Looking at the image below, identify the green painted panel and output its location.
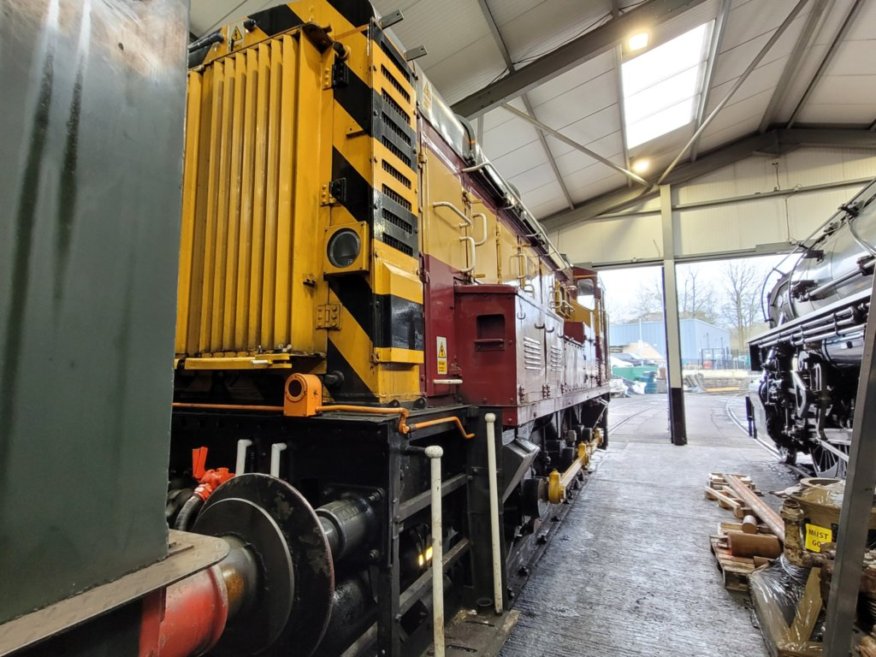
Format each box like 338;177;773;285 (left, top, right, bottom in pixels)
0;0;189;622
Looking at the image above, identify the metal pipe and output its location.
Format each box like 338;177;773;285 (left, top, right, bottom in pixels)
172;402;283;412
657;0;811;185
270;443;287;478
406;415;475;440
235;439;252;476
484;413;503;614
425;445;446;657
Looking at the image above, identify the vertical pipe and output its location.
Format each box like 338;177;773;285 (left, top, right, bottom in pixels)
236;439;252;475
270;443;287;478
484;413;504;613
425;445;445;657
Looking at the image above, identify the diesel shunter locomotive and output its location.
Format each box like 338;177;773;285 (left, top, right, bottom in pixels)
166;2;611;656
750;179;876;478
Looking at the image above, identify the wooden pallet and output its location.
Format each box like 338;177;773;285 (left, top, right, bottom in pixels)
710;522;775;592
704;473;760;519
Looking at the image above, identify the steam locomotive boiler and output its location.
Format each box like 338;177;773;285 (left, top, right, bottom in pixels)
750;180;876;478
166;2;611;656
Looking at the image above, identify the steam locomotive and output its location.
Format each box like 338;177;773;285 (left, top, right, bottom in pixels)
750;180;876;477
164;3;611;656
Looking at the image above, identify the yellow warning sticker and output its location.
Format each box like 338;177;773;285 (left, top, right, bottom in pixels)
805;523;832;552
436;336;447;375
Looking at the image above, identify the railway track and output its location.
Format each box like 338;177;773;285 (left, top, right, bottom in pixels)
723;393;813;479
608;403;658;432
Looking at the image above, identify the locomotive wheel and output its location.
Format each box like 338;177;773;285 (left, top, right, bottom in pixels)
810;442;848;478
196;474;335;657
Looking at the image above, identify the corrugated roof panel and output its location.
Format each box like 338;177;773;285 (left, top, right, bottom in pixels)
546;105;623;154
481;115;542;160
695;112;761;153
565;170;628;204
419;37;509;105
522;181;573;214
509;162;561;195
798;100;876;125
703;56;788;117
528;70;617;129
843;0;876;40
491;141;552;180
479;98;525;134
799;75;876;124
530;196;575;220
552;131;624;177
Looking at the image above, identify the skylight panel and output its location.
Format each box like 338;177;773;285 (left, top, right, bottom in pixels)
621;22;712;148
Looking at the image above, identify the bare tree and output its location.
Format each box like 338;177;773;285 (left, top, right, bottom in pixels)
629;271;664;321
720;261;762;349
679;265;717;323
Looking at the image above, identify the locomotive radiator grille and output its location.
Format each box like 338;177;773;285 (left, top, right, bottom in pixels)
178;35;323;357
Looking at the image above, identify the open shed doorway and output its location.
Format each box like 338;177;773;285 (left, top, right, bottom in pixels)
596;265;669;436
674;254;786;441
597;255;786;442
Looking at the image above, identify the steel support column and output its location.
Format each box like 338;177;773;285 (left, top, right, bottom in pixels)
660;185;687;445
822;272;876;656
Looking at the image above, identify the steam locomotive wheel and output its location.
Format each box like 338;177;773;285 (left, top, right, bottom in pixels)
810;441;848;478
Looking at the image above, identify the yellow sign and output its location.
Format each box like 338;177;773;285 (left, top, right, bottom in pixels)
805;523;833;552
436;336;447;375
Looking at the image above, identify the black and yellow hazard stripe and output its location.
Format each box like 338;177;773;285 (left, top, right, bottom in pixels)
192;1;377;68
324;20;424;403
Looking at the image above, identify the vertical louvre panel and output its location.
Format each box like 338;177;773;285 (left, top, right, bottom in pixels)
210;57;234;351
274;35;296;344
176;72;202;354
197;64;223;352
234;49;257;348
248;44;270;349
222;53;245;350
261;40;282;350
180;37;305;356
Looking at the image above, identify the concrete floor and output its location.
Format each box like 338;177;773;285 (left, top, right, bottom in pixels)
500;394;799;657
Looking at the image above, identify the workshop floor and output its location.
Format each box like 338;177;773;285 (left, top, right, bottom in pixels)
499;393;799;657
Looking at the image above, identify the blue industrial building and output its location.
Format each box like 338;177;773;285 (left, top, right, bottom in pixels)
610;318;732;366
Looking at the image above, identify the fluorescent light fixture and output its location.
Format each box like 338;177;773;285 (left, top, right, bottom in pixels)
627;31;649;51
631;158;651;174
621;22;713;148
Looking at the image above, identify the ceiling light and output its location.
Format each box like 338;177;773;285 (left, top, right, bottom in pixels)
627;31;649;52
632;158;651;174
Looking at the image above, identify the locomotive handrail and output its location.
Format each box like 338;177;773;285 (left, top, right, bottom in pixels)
432;201;471;229
432;201;479;273
459;236;476;273
471;212;489;246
